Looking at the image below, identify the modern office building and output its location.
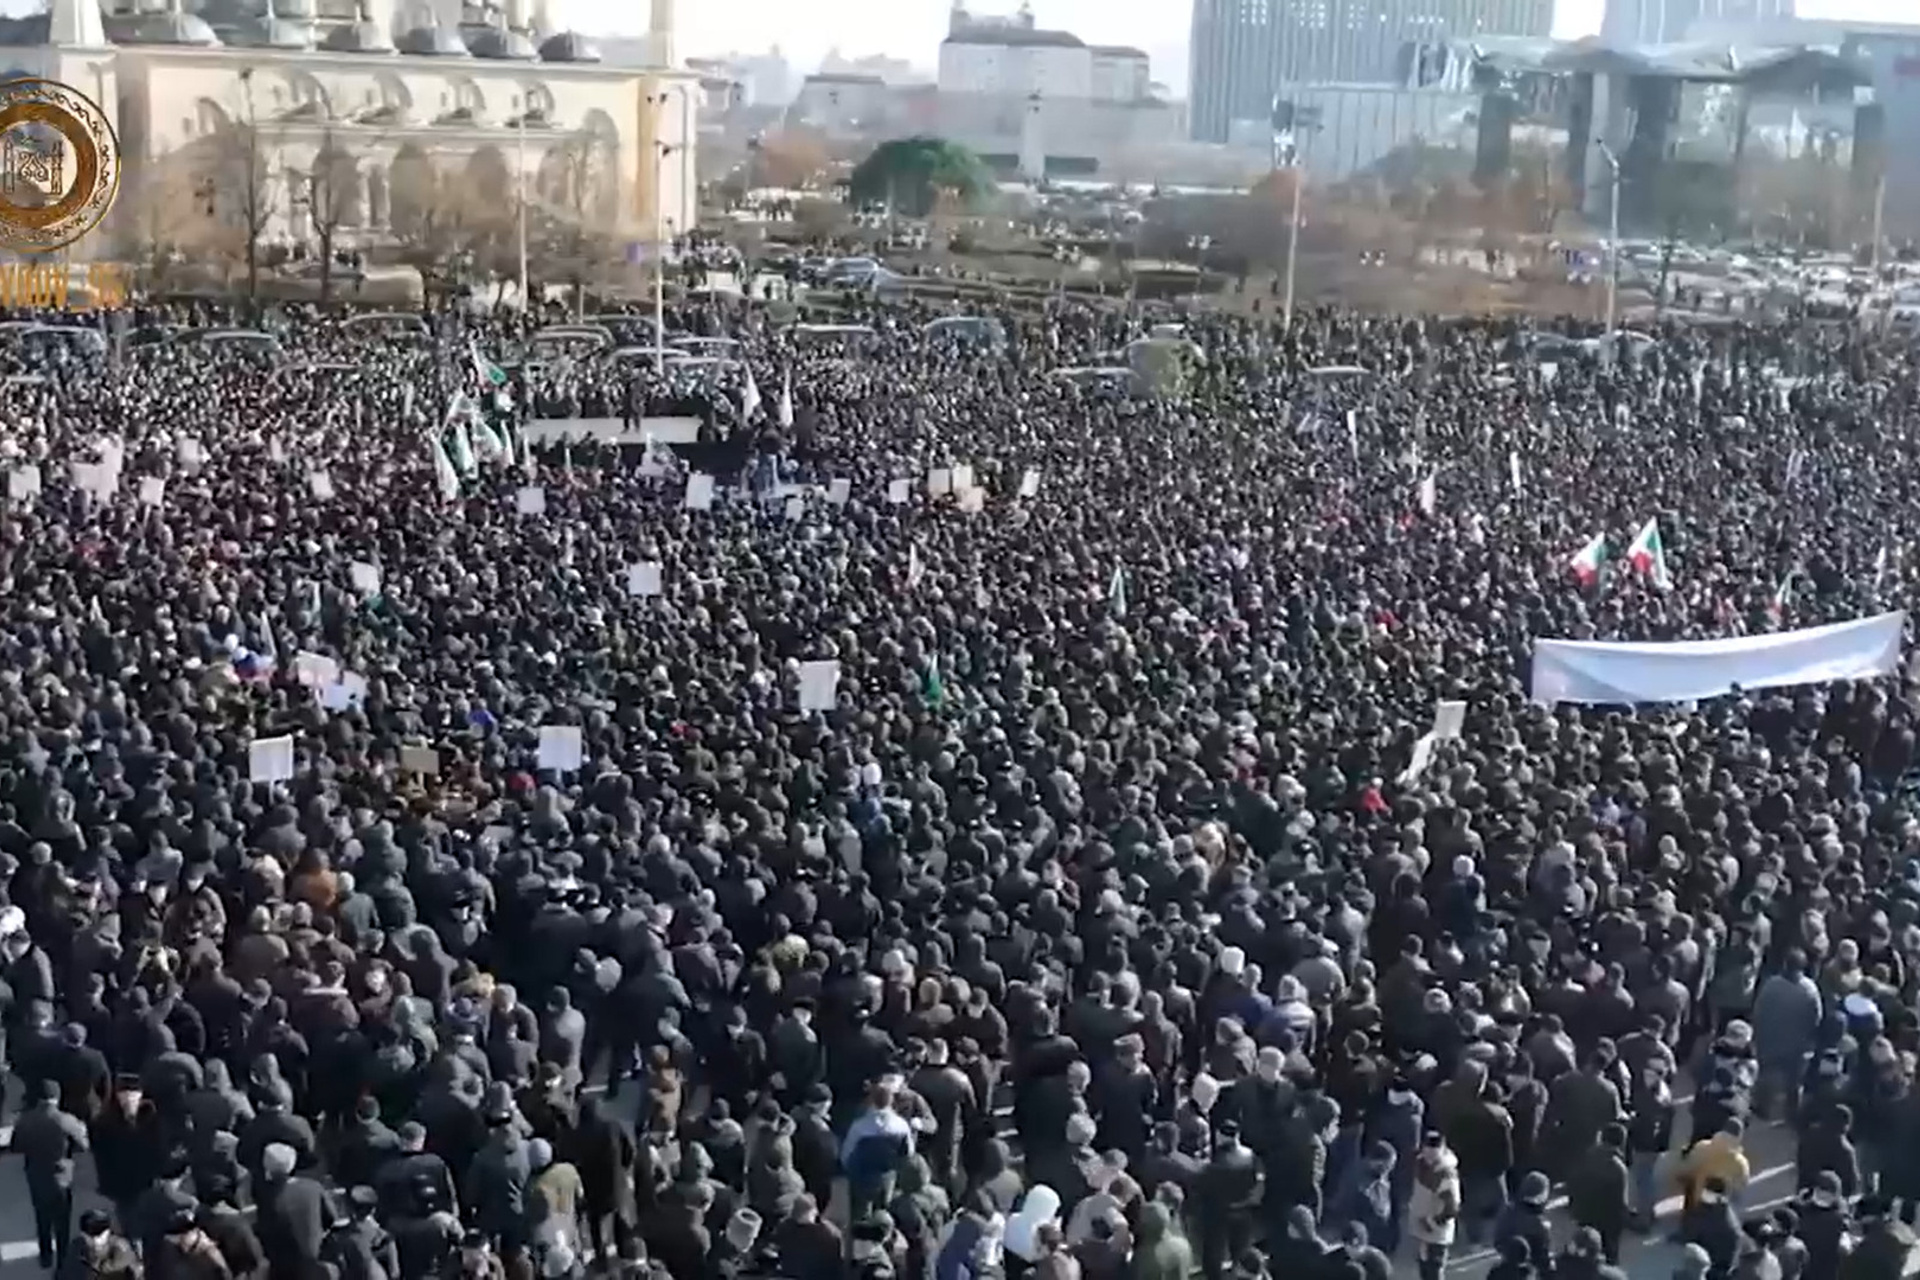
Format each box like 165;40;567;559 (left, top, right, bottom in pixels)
1187;0;1551;143
1685;14;1920;235
1602;0;1794;47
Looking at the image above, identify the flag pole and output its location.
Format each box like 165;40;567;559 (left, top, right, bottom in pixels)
516;110;529;312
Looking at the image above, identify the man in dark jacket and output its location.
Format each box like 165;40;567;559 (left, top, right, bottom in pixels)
1196;1121;1263;1279
1796;1105;1862;1200
1566;1124;1630;1264
1628;1061;1676;1228
57;1209;139;1280
572;1097;638;1261
320;1187;398;1280
255;1143;333;1280
13;1079;89;1269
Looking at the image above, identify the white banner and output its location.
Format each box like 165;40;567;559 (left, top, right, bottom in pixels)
1532;611;1907;705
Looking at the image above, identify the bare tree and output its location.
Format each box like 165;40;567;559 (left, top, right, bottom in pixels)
195;69;279;302
529;134;620;310
753;127;831;189
305;129;361;305
113;161;209;292
389;152;481;302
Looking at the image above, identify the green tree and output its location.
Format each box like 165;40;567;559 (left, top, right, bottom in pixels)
848;137;993;217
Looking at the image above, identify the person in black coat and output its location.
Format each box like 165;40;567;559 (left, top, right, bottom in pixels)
13;1081;89;1270
1679;1180;1745;1280
572;1096;639;1260
1566;1124;1631;1264
255;1143;334;1280
1196;1122;1264;1279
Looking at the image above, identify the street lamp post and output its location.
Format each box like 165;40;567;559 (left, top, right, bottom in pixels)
1282;137;1306;333
651;91;667;373
515;109;529;313
1597;140;1621;360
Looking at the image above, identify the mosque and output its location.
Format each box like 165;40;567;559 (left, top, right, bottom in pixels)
0;0;695;265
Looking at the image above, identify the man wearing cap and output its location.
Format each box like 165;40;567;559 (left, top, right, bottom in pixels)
12;1078;89;1270
376;1122;456;1220
256;1142;334;1280
57;1209;138;1280
320;1186;398;1280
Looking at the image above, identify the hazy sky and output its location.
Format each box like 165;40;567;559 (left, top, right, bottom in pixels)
556;0;1913;95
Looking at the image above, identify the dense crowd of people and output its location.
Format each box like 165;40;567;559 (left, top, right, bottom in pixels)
0;289;1916;1280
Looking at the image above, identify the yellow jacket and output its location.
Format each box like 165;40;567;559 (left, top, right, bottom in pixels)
1677;1135;1751;1196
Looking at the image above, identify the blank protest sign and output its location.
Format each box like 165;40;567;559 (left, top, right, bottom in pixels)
400;743;440;775
249;735;296;783
538;724;584;773
627;561;662;598
798;659;840;713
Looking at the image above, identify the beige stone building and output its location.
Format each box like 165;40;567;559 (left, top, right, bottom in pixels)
0;0;696;266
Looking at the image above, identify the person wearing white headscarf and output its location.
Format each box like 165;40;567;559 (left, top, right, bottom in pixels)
1004;1185;1059;1263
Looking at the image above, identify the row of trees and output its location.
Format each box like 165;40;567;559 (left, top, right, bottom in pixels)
117;120;627;303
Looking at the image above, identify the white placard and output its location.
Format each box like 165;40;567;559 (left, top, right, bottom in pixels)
1432;700;1468;740
538;724;584;773
959;486;985;513
293;651;341;688
1398;735;1437;786
887;478;911;504
828;478;852;506
268;438;288;464
319;671;368;711
798;659;841;714
1019;469;1041;498
138;476;166;507
249;735;296;784
176;437;205;472
7;465;39;502
516;485;547;515
308;470;335;501
626;561;663;598
71;461;115;500
951;464;975;493
785;495;806;522
348;560;381;597
400;744;439;775
685;473;716;511
927;468;953;497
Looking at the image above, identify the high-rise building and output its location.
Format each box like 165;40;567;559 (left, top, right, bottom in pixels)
1188;0;1551;143
1602;0;1794;46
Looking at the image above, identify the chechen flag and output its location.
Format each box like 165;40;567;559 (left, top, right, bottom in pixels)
1627;517;1672;590
1569;533;1606;586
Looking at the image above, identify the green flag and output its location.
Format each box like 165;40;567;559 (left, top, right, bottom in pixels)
429;433;461;501
922;654;945;708
447;416;476;477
